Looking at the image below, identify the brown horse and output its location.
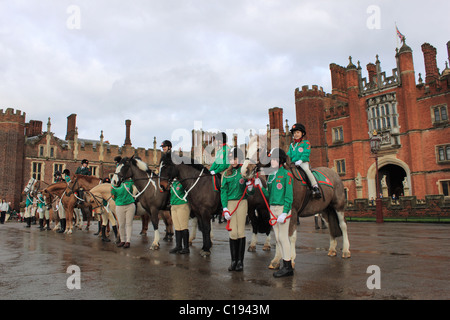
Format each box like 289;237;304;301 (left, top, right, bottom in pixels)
42;182;77;234
159;152;221;257
241;135;350;269
112;157;171;250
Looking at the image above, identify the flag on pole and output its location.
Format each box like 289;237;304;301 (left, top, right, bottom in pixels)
396;24;405;43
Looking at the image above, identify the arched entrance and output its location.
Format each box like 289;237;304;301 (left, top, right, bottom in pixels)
379;164;407;197
367;157;411;199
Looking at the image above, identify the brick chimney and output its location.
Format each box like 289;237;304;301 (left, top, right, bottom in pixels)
367;63;377;83
421;43;439;84
124;119;132;146
25;120;42;137
268;107;284;134
65;114;77;141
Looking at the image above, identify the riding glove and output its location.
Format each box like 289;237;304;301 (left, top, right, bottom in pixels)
277;213;288;224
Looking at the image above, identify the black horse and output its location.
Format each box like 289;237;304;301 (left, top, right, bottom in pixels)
159;152;221;257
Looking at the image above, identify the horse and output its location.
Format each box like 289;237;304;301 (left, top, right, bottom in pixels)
112;156;171;250
159;152;221;257
241;134;351;269
42;181;78;234
247;185;272;252
85;182;172;242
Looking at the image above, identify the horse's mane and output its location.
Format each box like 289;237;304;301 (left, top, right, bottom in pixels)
119;157;156;175
73;174;101;182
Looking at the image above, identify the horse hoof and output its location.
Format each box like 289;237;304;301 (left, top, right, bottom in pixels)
150;243;160;250
262;245;271;251
328;250;337;257
200;250;211;257
247;246;256;252
342;251;351;259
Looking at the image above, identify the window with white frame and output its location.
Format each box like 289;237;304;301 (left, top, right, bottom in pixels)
335;159;346;175
366;93;399;133
436;144;450;163
440;180;450;196
332;126;344;143
32;162;44;180
90;165;99;177
431;105;448;124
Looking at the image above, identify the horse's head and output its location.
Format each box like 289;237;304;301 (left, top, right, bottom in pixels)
159;152;179;184
241;134;271;179
112;156;134;187
41;189;53;209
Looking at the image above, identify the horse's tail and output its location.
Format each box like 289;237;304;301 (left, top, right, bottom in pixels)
325;206;343;238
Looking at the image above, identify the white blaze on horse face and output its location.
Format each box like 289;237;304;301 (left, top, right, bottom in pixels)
111;164;123;186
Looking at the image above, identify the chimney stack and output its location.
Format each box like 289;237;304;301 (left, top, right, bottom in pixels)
124;119;132;146
66;114;77;141
367;63;377;83
268;107;284;134
421;43;439;84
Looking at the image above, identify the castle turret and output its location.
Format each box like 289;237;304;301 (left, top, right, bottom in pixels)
0;108;26;209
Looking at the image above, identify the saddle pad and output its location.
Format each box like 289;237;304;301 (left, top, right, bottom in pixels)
292;167;334;189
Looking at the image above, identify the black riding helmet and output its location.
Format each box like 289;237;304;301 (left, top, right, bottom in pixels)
290;123;306;135
268;148;287;165
81;159;89;165
215;132;227;144
161;140;172;148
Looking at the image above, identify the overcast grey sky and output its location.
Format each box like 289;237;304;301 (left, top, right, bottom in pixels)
0;0;449;149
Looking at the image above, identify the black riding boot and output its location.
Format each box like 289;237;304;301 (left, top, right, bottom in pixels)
235;237;246;272
57;219;66;233
38;219;44;231
314;216;320;229
101;225;110;242
25;217;31;228
312;186;322;198
170;230;182;253
228;239;238;271
179;229;190;254
273;260;294;278
46;219;51;230
112;225;120;243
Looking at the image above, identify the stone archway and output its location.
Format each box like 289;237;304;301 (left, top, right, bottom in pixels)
379;164;407;197
367;156;411;199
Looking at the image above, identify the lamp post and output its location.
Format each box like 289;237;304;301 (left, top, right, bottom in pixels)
370;130;383;223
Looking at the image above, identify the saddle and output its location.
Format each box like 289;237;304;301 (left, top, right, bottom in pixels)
290;165;334;189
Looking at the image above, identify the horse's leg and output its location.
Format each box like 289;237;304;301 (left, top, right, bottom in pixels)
248;233;258;252
290;230;297;268
198;214;212;257
263;232;272;251
269;224;282;269
140;214;148;236
337;210;351;258
149;212;160;250
189;217;197;245
328;237;338;257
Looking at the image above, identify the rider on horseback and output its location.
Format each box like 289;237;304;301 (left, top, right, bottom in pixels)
209;132;231;176
160;140;172;154
288;123;321;199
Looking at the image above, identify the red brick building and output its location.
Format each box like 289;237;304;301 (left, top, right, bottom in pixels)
0;110;161;210
270;40;450;203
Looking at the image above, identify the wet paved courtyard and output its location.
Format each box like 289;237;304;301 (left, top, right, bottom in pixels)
0;217;449;300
